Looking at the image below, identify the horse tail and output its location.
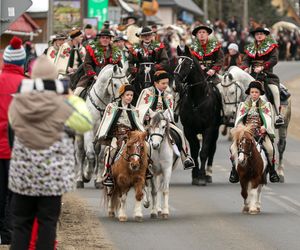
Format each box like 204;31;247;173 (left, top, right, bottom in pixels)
110;186;121;211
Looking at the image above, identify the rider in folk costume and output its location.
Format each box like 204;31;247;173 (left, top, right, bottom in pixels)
128;27;169;78
45;33;67;64
229;80;280;183
74;29;122;96
240;27;284;127
55;29;86;78
95;84;146;186
190;25;224;85
136;70;195;170
113;34;130;64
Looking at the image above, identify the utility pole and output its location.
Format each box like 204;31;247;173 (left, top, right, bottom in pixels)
243;0;248;29
47;0;53;39
203;0;208;21
218;0;222;21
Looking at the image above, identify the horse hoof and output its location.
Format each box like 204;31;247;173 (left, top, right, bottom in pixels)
279;175;285;183
135;216;143;222
108;211;115;218
242;206;249;213
76;181;84;189
119;216;127;222
94;181;104;189
205;175;212;183
162;213;169;219
143;201;150;209
82;175;91;183
192;178;201;186
249;209;259;215
158;211;162;217
150;213;158;219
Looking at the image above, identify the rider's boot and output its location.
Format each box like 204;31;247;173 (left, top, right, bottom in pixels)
268;163;280;183
275;114;284;127
229;157;239;183
102;164;114;187
181;152;195;170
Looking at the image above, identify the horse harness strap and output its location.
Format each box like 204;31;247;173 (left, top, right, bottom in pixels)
88;89;106;115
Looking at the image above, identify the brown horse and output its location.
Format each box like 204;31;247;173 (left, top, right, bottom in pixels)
231;125;267;214
106;131;148;222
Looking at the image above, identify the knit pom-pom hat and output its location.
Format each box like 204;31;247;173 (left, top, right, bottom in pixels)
3;36;26;66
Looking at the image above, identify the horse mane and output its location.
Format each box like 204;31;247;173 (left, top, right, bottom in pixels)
231;124;254;144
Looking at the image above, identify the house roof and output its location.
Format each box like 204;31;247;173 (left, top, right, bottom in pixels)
158;0;203;16
6;13;40;34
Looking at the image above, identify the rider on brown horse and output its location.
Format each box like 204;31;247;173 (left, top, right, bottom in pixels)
240;27;284;127
229;80;280;183
95;84;146;186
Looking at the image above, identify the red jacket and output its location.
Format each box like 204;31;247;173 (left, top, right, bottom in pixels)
0;64;25;159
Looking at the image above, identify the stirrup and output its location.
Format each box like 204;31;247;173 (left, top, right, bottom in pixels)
275;115;284;126
183;156;195;170
102;175;114;187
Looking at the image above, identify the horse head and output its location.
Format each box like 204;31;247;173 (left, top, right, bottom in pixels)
233;126;255;167
220;72;243;124
125;131;148;172
148;109;170;150
103;64;129;99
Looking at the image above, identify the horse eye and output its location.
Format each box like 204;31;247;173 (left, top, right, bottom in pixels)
114;84;117;88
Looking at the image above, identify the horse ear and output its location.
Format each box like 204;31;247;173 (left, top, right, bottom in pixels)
149;108;155;118
113;64;118;73
137;51;143;61
184;45;190;56
228;73;233;81
177;46;182;56
118;61;123;69
163;109;172;121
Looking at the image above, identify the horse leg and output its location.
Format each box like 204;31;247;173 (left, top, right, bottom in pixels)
255;184;263;213
83;131;96;183
240;181;249;213
143;179;151;209
206;128;220;183
134;181;144;222
118;193;128;222
248;184;259;215
75;136;85;188
277;127;287;183
184;130;201;185
161;167;172;219
107;187;115;218
94;144;104;189
150;176;159;218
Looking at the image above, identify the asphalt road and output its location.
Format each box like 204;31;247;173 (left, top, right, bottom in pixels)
76;62;300;250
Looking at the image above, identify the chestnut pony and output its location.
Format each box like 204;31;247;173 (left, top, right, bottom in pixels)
231;125;267;214
106;130;148;222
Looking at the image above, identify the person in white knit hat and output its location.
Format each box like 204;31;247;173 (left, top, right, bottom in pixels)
224;43;242;71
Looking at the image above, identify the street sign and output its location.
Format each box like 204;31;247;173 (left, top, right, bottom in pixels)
0;0;33;35
88;0;109;30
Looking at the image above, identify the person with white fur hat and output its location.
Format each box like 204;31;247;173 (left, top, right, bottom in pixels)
224;43;242;71
8;55;92;249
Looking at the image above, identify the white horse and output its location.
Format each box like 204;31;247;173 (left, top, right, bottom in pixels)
144;110;180;219
75;64;128;188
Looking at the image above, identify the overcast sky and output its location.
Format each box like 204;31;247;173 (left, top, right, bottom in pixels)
28;0;49;12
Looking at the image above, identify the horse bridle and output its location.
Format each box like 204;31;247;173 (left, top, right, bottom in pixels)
121;141;144;162
174;56;194;83
238;137;253;164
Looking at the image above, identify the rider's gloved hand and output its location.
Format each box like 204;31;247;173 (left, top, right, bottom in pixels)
93;75;98;80
244;68;250;73
259;126;266;135
200;65;206;71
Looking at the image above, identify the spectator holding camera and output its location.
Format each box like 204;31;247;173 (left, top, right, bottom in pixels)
8;55;92;250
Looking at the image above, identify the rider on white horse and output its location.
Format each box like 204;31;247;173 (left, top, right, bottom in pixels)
136;70;195;170
240;27;284;127
74;29;122;96
229;80;280;183
95;84;146;186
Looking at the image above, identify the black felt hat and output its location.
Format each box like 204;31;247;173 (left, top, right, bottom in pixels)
97;29;114;37
245;81;265;95
192;25;213;36
250;27;270;36
136;27;154;37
